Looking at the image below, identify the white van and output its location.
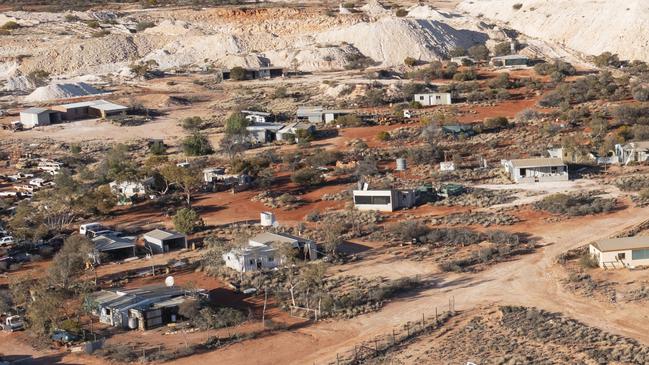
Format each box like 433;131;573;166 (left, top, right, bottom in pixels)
79;223;103;236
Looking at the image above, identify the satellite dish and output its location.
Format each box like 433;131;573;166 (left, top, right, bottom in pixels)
165;276;175;287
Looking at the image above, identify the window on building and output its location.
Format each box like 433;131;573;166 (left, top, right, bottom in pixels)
249;259;254;265
419;96;424;101
354;195;392;205
617;252;626;260
519;168;526;176
268;256;274;262
632;249;649;260
551;166;558;173
354;196;372;204
436;95;441;100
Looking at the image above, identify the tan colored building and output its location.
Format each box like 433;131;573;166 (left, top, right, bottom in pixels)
502;158;568;183
590;236;649;269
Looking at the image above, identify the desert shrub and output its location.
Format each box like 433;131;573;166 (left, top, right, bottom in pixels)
615;175;649;192
274;86;288;98
592;52;621;68
468;44;490;61
395;8;408;17
91;29;110;37
578;253;599;269
533;60;576;77
483;116;509;130
512;3;523;10
407;145;443;165
493;41;511;57
1;21;20;30
85;20;100;28
230;66;247;81
403;57;417;67
342;2;354;8
360;89;386;107
449;46;466;57
453;69;478;81
291;167;324;187
135;20;155;32
388;221;430;242
376;131;390;141
344;54;376;70
335;114;364;127
515;108;541;124
64;14;80;22
613;104;649;126
181;116;203;131
182;132;213;156
632;86;649;102
534;193;616;216
305;149;341;167
538;90;564;107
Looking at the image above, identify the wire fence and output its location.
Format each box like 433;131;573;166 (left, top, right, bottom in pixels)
325;297;457;365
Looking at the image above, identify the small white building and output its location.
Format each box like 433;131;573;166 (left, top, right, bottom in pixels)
277;121;316;142
413;93;452;106
143;229;187;254
296;106;351;124
246;122;284;144
223;232;317;273
615;141;649;165
352;186;418;212
589;236;649;269
19;107;60;129
490;55;529;68
242;110;272;124
502;158;568;183
109;178;153;202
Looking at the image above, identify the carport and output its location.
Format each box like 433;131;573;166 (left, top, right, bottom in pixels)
143;229;187;254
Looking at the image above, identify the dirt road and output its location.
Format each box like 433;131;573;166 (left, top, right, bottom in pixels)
169;205;649;365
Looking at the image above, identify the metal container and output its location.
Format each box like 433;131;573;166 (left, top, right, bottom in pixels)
396;158;407;171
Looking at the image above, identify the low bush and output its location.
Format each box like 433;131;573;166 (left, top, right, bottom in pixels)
534;193;616;216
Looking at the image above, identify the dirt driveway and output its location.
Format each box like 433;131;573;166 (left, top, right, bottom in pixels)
168;205;649;365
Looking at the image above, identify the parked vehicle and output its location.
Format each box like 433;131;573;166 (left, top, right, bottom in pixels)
0;237;13;246
51;329;79;344
80;223;103;236
0;315;24;332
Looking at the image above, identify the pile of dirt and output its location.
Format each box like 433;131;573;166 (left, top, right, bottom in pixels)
458;0;649;62
360;0;390;17
24;82;104;102
316;17;488;66
2;75;36;93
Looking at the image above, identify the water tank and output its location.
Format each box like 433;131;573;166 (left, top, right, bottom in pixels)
128;317;138;330
260;211;275;227
396;158;407;171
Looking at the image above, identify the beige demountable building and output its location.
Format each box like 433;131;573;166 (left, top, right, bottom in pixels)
502;158;568;183
52;100;127;120
590;236;649;269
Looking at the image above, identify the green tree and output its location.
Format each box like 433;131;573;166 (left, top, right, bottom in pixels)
224;112;250;136
182;132;213;156
48;235;93;291
181;116;203;131
291;167;324;187
160;165;203;206
173;208;204;234
468;44;490;61
230;66;247;81
493;41;512;56
449;46;467;57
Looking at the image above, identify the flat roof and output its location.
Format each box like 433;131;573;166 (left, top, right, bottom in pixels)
623;141;649;150
92;234;136;252
508;158;565;168
491;54;529;60
144;229;185;241
592;236;649;252
21;107;50;114
58;99;127;111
